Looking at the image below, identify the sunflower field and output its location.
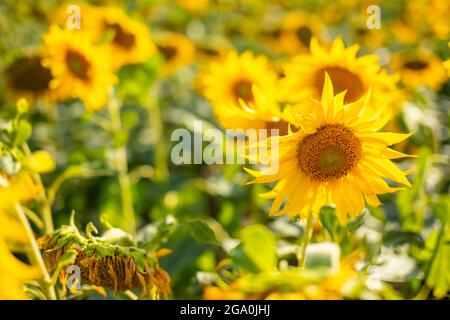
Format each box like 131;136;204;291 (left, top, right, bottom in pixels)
0;0;449;302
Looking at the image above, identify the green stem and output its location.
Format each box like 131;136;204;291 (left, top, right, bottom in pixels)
146;86;169;183
108;90;136;235
299;215;313;268
14;203;56;300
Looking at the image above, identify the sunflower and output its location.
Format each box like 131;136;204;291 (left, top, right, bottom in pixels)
351;18;386;50
200;50;279;110
391;20;420;45
39;224;172;298
5;55;53;100
246;74;413;222
205;253;359;300
280;38;400;111
41;25;117;111
391;52;448;91
0;173;42;299
84;6;157;70
154;32;195;76
0;239;40;299
277;11;326;55
408;0;449;40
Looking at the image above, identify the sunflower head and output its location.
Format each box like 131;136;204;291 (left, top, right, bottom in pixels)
39;225;172;299
154;32;195;76
391;52;448;91
247;73;413;223
200;50;279;110
41;25;117;111
279;11;326;55
84;6;157;70
281;37;401;112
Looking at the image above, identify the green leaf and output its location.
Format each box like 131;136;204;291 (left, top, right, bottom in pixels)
229;244;260;273
426;225;450;298
241;225;277;272
319;206;341;241
383;230;424;248
129;251;147;273
347;213;365;233
183;220;219;245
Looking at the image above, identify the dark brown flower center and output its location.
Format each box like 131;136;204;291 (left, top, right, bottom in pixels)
296;26;313;46
297;124;362;181
315;67;365;103
403;60;429;70
108;23;136;49
65;50;91;80
157;45;178;61
6;56;52;92
232;79;254;104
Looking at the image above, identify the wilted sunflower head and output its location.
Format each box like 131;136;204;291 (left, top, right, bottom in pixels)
247;74;413;223
39;225;171;299
200;50;280;109
281;37;401;112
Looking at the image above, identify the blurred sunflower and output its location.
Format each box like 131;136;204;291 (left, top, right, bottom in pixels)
409;0;449;40
154;32;195;76
246;75;412;222
278;11;326;55
41;25;117;111
5;55;53;101
0;173;42;299
281;38;400;111
391;52;448;91
0;239;40;299
392;20;420;45
176;0;209;13
85;6;157;70
205;255;358;300
200;50;279;108
351;19;386;50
